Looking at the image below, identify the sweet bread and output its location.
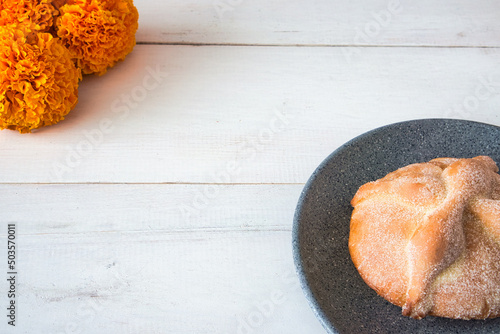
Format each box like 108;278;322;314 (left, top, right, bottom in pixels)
349;156;500;319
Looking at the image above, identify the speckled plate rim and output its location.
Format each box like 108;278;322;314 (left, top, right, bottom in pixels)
292;118;500;334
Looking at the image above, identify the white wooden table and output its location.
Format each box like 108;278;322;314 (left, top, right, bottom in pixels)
1;1;500;333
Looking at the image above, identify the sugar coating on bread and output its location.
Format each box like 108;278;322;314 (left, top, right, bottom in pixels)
349;156;500;320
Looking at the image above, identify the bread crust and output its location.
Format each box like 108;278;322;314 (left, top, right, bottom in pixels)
349;156;500;320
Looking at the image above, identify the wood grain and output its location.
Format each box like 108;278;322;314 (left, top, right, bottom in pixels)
1;184;302;232
4;228;323;333
0;184;323;333
135;0;500;47
0;45;498;184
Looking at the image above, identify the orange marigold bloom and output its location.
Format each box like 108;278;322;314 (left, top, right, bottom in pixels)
0;25;81;133
56;0;139;75
0;0;59;32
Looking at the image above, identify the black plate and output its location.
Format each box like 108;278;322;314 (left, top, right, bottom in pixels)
292;119;500;334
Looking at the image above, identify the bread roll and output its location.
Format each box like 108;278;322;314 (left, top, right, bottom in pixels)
349;156;500;319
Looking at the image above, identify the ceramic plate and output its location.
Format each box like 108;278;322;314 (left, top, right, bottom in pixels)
292;119;500;334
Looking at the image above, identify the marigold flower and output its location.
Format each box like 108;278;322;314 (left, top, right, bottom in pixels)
0;0;59;32
0;25;81;133
56;0;139;75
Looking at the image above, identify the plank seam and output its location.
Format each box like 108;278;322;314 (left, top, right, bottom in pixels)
136;42;500;48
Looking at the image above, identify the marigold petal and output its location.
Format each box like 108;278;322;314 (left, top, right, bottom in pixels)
0;0;59;32
0;25;81;133
56;0;139;75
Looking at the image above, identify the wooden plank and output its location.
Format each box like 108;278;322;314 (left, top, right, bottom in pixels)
0;228;325;333
135;0;500;46
0;45;499;184
0;184;324;333
0;184;303;232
